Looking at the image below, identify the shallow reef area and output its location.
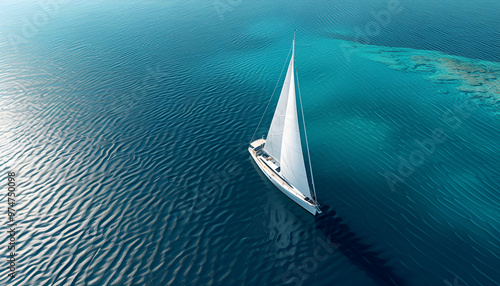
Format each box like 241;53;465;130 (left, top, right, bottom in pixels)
342;41;500;114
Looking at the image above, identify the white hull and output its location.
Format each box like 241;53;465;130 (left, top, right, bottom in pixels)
249;139;320;215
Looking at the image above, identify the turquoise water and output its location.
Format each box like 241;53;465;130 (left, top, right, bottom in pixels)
1;0;499;285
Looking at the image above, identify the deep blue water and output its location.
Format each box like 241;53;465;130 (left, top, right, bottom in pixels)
1;0;499;285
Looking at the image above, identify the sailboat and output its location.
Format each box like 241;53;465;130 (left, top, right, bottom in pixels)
248;32;321;215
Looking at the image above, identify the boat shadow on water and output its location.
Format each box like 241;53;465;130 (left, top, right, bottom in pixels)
315;204;406;286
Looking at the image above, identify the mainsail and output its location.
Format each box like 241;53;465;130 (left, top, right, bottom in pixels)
263;51;293;162
263;40;312;199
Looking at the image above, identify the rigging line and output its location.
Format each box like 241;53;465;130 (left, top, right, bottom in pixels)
250;44;293;144
295;63;319;204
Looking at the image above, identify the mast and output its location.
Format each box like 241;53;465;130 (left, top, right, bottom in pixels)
294;32;319;207
279;32;313;200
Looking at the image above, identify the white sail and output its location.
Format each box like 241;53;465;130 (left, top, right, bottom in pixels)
279;40;312;199
263;50;294;162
